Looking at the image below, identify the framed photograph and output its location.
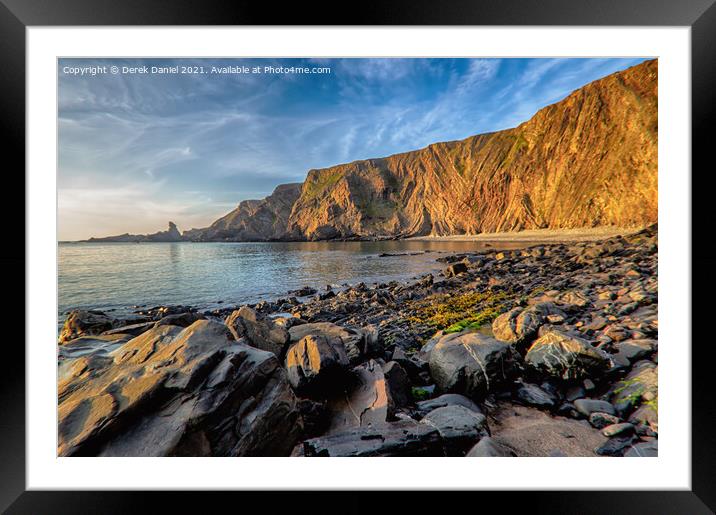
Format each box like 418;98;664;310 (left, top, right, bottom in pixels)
3;0;714;512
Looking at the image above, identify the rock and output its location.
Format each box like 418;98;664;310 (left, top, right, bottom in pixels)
594;434;637;456
525;329;610;381
602;422;635;437
466;436;516;457
289;322;374;365
415;394;482;417
624;440;658;457
325;359;394;433
296;399;329;439
58;320;302;457
588;412;620;429
297;419;443;457
418;332;444;362
557;290;591;309
58;333;136;367
420;405;490;455
610;362;657;417
59;310;118;343
492;303;565;346
445;262;468;278
429;332;520;399
382;361;411;408
613;339;656;363
298;405;488;457
289;286;317;297
565;385;586;402
574;398;616;417
154;311;204;328
226;306;290;358
514;382;557;409
391;348;429;384
629;403;658;433
284;335;349;395
101;321;156;338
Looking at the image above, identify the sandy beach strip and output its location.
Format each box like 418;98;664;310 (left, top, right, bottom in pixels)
407;226;646;243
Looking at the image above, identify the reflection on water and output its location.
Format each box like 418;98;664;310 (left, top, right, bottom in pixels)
58;240;533;320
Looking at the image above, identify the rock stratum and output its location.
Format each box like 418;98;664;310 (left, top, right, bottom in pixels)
188;59;656;242
85;59;657;243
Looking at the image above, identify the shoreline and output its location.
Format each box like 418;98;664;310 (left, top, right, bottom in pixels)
407;226;646;243
64;225;650;245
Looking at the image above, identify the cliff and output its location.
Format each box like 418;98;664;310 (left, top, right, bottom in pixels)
283;59;657;240
183;183;302;241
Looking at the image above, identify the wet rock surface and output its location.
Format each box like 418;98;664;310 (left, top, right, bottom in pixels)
58;320;302;457
58;225;658;456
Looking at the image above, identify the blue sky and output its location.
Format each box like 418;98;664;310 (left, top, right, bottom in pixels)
58;57;649;240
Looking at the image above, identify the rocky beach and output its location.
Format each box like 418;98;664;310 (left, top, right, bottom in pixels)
58;225;658;457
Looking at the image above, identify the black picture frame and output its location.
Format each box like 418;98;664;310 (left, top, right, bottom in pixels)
2;1;713;513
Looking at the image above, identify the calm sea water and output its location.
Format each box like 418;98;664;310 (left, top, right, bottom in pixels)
58;240;530;321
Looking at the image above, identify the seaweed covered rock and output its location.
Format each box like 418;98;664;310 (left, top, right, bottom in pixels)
610;361;658;421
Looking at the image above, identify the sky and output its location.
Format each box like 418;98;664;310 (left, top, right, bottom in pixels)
58;57;649;241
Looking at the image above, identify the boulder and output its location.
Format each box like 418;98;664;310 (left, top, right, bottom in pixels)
297;419;443;457
514;382;557;409
325;359;394;433
624;440;658;457
226;306;290;358
429;332;520;399
525;329;610;381
382;361;411;409
154;311;204;328
492;302;565;346
415;394;482;418
588;412;620;429
613;339;656;364
289;322;376;364
59;310;118;343
574;398;616;417
595;434;638;456
466;436;516;457
298;406;488;457
58;320;302;457
420;405;490;455
284;335;349;395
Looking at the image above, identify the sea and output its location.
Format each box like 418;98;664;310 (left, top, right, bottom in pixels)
58;240;532;322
